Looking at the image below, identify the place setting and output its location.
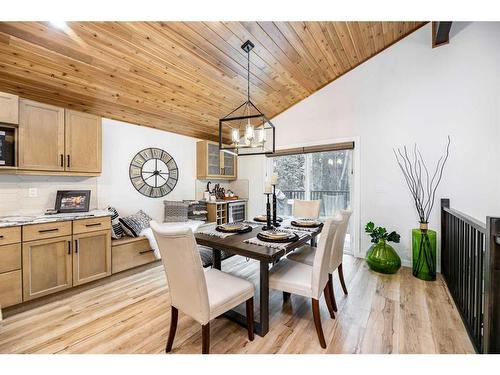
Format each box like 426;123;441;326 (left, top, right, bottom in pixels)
196;222;257;238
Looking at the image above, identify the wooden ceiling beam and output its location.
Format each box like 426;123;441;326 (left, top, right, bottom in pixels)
432;22;452;48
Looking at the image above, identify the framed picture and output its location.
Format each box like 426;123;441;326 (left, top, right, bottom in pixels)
55;190;91;213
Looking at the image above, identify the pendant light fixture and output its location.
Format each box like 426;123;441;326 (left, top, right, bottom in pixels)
219;40;275;156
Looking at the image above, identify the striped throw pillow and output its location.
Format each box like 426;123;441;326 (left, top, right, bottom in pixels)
108;206;124;239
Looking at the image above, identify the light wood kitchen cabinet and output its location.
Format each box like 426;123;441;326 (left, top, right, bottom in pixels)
196;140;237;180
0;270;22;308
65;110;102;173
0;92;19;124
18;99;65;171
22;235;73;301
72;230;111;286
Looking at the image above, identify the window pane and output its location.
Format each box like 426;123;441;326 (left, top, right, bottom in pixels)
272;154;305;216
309;150;351;217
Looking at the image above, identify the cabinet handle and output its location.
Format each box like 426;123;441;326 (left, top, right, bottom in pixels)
67;155;70;168
39;228;59;233
75;239;79;254
139;249;154;255
60;154;64;167
68;240;71;255
85;223;102;227
0;235;4;239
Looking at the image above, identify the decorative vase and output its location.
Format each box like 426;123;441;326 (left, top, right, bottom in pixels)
412;223;437;281
366;240;401;274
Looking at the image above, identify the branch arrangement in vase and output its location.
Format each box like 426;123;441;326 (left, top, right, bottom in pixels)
393;136;450;224
393;136;451;281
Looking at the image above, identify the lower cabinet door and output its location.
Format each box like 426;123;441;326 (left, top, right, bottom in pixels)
73;230;111;286
22;236;73;301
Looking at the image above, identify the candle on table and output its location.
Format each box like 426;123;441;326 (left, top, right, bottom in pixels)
271;173;278;185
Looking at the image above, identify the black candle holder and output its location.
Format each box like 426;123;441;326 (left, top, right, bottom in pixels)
262;192;274;231
272;184;280;227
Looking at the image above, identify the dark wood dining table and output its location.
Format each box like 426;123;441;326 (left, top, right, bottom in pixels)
194;221;322;337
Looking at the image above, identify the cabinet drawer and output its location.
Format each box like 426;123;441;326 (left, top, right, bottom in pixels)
0;243;21;273
112;237;156;274
73;217;111;234
23;221;72;242
0;226;21;246
0;270;22;308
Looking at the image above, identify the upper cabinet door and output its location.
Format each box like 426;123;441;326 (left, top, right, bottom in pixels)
0;92;19;124
18;99;65;171
207;142;222;176
65;110;102;173
222;151;237;178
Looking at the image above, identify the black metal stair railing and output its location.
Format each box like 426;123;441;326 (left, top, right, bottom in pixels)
441;198;500;353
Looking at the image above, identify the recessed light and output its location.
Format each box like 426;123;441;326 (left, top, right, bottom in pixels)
49;21;68;30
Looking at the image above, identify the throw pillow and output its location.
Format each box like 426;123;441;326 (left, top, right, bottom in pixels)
119;210;152;237
108;206;124;239
163;200;189;222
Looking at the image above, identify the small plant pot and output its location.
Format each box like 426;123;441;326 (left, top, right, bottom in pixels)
366;240;401;274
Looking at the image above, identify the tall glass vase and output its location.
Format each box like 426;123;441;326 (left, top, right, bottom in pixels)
412;223;436;281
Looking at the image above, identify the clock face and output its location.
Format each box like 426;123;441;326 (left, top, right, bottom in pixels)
129;148;179;198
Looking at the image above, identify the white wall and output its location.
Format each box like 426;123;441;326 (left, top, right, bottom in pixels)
97;118;198;221
257;22;500;265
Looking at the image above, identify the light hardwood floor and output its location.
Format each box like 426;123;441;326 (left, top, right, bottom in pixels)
0;255;474;354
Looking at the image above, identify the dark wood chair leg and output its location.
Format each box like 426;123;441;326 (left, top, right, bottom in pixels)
282;291;291;302
338;263;348;295
323;283;335;319
202;323;210;354
312;298;327;349
165;306;178;353
246;297;255;341
329;273;338;312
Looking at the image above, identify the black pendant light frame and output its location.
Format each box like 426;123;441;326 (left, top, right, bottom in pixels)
219;40;275;156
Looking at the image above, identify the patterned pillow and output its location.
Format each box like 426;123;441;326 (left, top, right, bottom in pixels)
163;201;189;223
119;210;152;237
108;206;124;239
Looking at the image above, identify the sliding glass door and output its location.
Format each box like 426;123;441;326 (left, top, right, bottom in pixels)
269;148;353;253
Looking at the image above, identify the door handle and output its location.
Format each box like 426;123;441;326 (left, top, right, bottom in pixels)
60;154;64;167
68;240;71;255
67;155;70;168
75;239;79;254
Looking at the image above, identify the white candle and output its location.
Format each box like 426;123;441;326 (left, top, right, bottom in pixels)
264;182;272;193
271;173;278;185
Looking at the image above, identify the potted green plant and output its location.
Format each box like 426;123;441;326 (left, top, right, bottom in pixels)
365;222;401;274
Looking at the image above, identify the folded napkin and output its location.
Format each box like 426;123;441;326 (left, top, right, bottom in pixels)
282;225;322;233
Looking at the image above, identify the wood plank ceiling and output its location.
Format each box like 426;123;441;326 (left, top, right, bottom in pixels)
0;22;426;141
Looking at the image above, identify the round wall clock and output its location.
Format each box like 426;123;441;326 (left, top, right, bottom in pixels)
129;147;179;198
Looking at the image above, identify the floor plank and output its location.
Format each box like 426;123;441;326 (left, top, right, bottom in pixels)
0;255;475;354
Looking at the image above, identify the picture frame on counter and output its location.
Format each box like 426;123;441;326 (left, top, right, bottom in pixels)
55;190;91;213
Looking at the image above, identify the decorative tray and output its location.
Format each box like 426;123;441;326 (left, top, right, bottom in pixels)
291;219;323;228
215;223;252;234
253;215;284;223
222;196;240;200
257;230;299;243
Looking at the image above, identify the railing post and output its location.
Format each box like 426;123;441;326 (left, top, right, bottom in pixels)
441;198;450;275
484;216;500;353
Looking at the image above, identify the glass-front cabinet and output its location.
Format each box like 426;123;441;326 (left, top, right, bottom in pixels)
197;140;237;180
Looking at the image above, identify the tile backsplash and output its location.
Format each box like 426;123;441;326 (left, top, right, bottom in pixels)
0;175;98;216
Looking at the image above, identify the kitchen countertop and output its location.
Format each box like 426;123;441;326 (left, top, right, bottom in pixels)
0;209;111;228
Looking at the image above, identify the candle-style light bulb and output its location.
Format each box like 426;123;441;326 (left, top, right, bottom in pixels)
258;126;266;144
231;128;240;145
245;120;254;146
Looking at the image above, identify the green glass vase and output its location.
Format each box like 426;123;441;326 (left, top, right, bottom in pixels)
412;224;437;281
366;240;401;274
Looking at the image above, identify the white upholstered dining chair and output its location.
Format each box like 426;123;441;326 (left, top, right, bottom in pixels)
287;209;352;313
150;221;255;354
268;218;340;348
292;199;321;219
